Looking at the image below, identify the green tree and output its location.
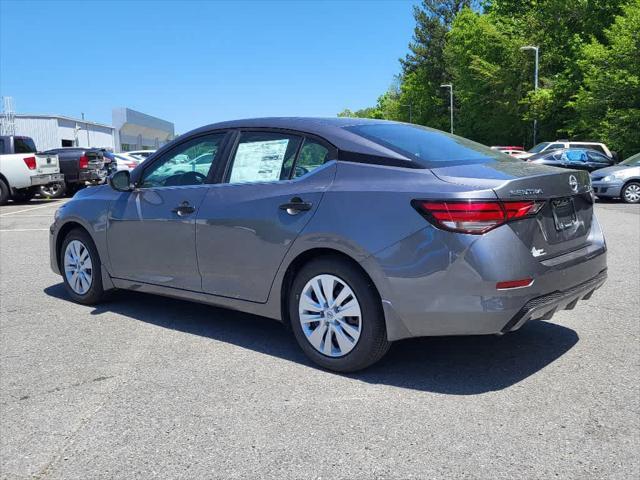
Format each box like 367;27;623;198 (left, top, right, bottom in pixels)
569;0;640;157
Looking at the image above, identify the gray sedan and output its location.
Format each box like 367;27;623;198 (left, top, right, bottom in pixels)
591;153;640;203
49;118;607;371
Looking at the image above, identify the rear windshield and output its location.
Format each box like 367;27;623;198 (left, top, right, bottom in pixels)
14;137;37;153
344;123;508;167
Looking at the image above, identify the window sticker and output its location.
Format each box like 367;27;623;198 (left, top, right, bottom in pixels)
230;139;289;183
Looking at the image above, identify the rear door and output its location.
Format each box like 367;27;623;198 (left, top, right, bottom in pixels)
196;131;336;302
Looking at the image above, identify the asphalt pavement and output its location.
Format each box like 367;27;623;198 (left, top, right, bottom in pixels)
0;198;638;479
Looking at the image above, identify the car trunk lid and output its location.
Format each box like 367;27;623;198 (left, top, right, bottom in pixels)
430;161;594;260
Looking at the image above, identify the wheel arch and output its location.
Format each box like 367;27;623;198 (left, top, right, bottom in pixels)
54;221;92;272
279;247;382;329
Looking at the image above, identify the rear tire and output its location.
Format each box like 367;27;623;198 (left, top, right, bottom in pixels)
289;257;390;372
621;181;640;204
60;228;106;305
0;179;9;205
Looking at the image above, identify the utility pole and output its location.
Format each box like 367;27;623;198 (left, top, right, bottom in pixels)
520;45;539;146
440;84;453;134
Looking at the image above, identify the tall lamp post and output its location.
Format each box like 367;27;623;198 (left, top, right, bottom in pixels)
520;45;539;146
400;103;413;123
440;84;453;134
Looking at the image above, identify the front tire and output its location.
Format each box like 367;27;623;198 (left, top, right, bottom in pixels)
10;188;36;203
289;257;390;372
621;182;640;204
60;229;105;305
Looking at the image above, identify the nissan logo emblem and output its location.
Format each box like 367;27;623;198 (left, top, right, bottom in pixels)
569;175;579;193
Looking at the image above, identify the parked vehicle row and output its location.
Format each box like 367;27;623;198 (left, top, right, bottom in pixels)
514;140;616;161
50;117;608;372
0;135;64;204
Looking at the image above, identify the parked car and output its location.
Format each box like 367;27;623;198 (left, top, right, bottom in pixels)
527;148;614;172
103;151;142;172
514;140;615;160
0;135;63;204
591;152;640;203
40;147;108;198
50;118;607;372
127;149;156;160
491;145;524;152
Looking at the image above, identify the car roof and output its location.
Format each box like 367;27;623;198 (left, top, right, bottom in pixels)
187;117;414;162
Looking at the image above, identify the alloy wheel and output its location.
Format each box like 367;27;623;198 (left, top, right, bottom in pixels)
64;240;93;295
298;274;362;357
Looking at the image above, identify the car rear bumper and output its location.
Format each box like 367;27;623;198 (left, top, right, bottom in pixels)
362;217;607;341
500;268;607;333
30;173;64;187
78;170;107;183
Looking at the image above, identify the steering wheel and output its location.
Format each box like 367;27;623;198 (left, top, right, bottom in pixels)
181;171;207;184
294;166;309;177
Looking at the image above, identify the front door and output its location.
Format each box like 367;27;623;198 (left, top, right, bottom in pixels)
196;131;336;302
107;132;227;291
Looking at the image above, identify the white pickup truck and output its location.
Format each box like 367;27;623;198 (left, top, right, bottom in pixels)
0;135;64;205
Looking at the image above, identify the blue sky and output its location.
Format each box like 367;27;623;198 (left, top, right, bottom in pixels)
0;0;415;133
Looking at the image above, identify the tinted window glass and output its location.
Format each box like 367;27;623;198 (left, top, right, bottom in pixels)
141;134;225;188
571;143;606;154
227;132;301;184
547;143;564;150
345;123;506;166
620;153;640;166
587;151;609;162
293;139;329;178
0;139;4;154
14;137;37;153
529;142;551;153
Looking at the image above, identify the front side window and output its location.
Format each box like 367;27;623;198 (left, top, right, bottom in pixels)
587;151;609;162
293;139;329;179
620;153;640;166
227;132;301;184
140;133;225;188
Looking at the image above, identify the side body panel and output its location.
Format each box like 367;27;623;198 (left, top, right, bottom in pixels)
106;185;210;291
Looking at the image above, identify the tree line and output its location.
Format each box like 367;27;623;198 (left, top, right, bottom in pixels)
338;0;639;158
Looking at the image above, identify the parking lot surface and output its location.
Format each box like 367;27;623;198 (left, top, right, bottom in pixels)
0;199;638;479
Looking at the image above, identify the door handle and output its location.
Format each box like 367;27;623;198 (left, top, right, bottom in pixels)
279;197;313;215
172;201;196;216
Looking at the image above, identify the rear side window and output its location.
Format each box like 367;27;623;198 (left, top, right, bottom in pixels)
14;137;37;153
570;143;606;155
227;132;302;184
293;139;329;179
344;123;505;166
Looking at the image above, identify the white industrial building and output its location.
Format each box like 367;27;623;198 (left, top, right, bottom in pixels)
11;108;174;152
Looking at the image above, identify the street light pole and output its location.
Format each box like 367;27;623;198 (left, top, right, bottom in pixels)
520;45;539;146
400;103;413;123
440;84;453;134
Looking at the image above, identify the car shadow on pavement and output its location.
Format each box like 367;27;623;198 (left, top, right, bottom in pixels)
44;283;579;395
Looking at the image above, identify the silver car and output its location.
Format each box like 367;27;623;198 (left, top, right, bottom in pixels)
591;153;640;203
50;118;607;372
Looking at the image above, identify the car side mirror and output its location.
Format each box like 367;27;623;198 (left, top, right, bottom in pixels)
108;170;133;192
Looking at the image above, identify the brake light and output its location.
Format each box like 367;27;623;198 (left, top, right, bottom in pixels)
413;200;544;234
23;156;37;170
79;155;89;169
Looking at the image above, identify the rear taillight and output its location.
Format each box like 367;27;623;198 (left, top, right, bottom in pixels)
79;155;89;169
412;200;544;234
23;156;37;170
